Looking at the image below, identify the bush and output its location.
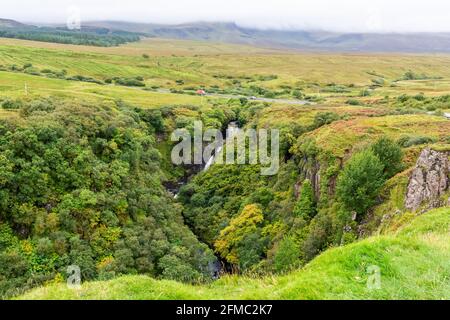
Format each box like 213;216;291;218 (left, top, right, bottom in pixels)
67;75;103;85
293;179;316;220
397;136;435;148
1;98;22;110
273;236;300;272
292;89;303;99
312;112;340;129
371;136;403;178
336;150;385;216
346;99;361;106
115;78;145;87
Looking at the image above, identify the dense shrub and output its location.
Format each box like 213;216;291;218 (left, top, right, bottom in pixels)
346;99;361;106
336;150;385;216
115;78;145;87
0;99;215;298
1;98;22;110
293;179;316;220
397;135;436;148
312;112;340;129
273;236;300;272
371;136;403;178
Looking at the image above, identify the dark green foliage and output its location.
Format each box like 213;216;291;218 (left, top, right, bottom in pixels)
293;179;316;220
397;135;436;148
1;98;22;110
292;89;303;99
0;26;141;47
236;232;266;270
137;109;165;134
336;150;385;216
401;71;441;81
66;75;103;84
392;94;450;112
302;212;333;261
115;78;146;87
346;99;361;106
273;236;300;272
371;136;403;178
0;98;215;298
312;112;340;129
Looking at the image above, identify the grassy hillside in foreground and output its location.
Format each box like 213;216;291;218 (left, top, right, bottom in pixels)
17;207;450;300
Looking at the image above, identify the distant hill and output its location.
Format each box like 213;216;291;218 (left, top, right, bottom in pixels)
2;18;450;52
0;18;141;47
84;20;450;53
0;18;28;28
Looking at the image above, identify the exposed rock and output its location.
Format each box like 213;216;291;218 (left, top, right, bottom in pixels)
296;156;321;199
405;148;450;211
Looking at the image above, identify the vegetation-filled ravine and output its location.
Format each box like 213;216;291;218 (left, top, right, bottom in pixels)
17;207;450;300
0;36;450;300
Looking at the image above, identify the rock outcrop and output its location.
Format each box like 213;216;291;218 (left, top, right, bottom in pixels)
405;148;450;211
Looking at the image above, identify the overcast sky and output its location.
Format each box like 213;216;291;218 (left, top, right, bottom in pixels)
2;0;450;33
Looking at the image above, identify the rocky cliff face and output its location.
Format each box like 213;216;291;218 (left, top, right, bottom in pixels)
405;148;450;211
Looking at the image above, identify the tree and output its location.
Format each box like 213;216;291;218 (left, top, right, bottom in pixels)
214;204;264;265
371;136;403;178
293;179;316;220
336;150;385;216
273;236;300;272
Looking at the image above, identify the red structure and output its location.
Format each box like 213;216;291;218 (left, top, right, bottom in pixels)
196;89;206;95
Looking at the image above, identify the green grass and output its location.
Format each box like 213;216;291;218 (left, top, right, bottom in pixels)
17;207;450;300
0;71;210;108
2;37;450;96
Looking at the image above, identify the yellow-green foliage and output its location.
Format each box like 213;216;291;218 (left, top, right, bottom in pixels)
17;207;450;300
214;204;264;265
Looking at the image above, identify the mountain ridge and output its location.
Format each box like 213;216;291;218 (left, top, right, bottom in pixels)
83;20;450;53
2;17;450;52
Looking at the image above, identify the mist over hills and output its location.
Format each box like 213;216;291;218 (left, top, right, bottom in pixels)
2;18;450;52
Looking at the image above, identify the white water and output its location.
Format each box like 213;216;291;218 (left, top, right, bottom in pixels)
203;122;240;172
171;122;241;199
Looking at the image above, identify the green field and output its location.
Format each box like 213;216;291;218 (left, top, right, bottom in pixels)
2;37;450;97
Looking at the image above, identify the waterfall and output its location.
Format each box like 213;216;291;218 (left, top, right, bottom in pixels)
203;121;240;172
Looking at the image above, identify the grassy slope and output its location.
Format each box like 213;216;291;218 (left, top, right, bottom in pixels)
0;71;207;108
309;114;450;157
18;207;450;300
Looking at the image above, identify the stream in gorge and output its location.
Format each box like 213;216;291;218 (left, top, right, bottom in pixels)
166;121;242;278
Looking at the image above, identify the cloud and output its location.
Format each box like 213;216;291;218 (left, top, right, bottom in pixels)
3;0;450;33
